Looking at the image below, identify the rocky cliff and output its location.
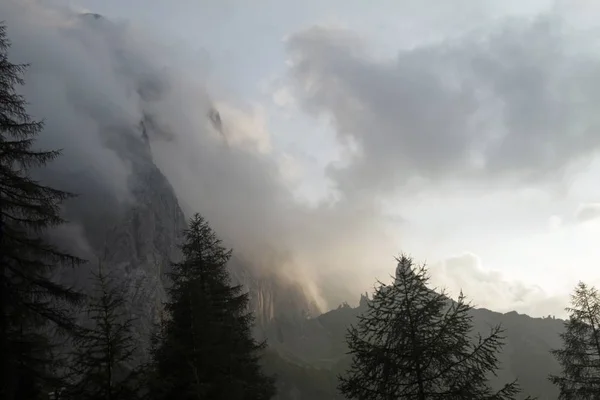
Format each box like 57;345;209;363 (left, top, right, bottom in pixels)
47;122;184;359
46;109;320;365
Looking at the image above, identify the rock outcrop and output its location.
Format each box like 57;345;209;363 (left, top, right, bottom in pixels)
50;114;319;365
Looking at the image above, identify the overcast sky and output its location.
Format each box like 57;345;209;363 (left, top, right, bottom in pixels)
6;0;600;317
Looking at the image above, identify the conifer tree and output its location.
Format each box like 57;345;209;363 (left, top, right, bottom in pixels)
141;311;167;399
149;213;275;399
65;263;141;400
0;23;84;399
549;281;600;399
338;255;533;400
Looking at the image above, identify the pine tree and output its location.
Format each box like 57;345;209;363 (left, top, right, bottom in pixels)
149;213;276;399
549;281;600;399
65;263;141;400
0;23;84;399
338;254;533;400
140;311;166;399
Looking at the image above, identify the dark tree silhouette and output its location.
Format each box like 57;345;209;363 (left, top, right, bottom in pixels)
149;213;275;399
65;263;141;400
0;23;84;399
338;254;533;400
550;281;600;399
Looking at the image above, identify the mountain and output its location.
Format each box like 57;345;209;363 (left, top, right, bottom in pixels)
261;269;566;398
271;299;565;399
24;13;565;399
40;101;567;399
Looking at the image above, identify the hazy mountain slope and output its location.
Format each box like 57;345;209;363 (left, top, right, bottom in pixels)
261;350;342;400
472;308;564;398
46;123;187;361
268;296;565;399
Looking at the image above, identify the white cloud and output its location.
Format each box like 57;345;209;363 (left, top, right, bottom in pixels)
428;253;568;317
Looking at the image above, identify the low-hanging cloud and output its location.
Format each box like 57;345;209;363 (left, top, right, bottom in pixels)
1;0;400;310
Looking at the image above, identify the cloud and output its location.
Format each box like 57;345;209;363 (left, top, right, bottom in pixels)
284;15;600;199
2;2;166;207
429;253;567;317
575;203;600;223
1;0;402;311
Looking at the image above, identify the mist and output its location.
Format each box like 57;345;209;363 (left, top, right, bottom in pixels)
1;0;400;311
6;0;600;317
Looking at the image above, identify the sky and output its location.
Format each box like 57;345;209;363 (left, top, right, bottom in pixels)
4;0;600;317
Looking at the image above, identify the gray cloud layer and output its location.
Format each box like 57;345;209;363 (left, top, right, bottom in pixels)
285;15;600;199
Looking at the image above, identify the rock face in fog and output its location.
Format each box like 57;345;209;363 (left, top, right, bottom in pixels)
48;122;186;360
49;114;318;363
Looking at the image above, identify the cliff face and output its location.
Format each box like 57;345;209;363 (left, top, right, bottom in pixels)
226;256;323;344
97;129;187;356
47;123;185;360
48;114;318;363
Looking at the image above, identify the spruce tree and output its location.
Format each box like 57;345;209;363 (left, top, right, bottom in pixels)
338;255;532;400
549;281;600;399
149;213;275;399
0;23;84;399
65;263;141;400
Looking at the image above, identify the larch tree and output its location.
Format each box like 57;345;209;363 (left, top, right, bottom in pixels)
550;281;600;399
338;254;533;400
65;263;141;400
149;213;276;400
0;23;84;399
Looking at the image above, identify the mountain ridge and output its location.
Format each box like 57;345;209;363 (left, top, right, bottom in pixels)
266;293;565;399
